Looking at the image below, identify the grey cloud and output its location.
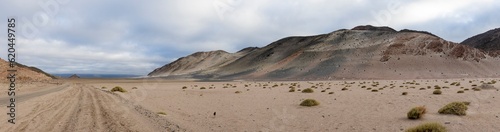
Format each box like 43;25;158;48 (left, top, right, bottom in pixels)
1;0;499;75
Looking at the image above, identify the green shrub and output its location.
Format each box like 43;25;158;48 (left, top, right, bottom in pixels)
300;99;320;107
405;122;446;132
438;102;468;116
111;86;127;93
433;90;442;95
302;88;314;93
157;111;167;115
407;106;426;119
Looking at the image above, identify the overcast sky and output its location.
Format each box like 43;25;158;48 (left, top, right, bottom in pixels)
1;0;499;75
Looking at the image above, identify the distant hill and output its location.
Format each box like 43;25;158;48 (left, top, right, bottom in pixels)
149;25;500;80
69;74;80;79
461;28;500;57
54;74;140;78
0;58;56;82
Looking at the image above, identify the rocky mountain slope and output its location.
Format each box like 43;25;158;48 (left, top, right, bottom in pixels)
461;28;500;57
0;58;56;82
149;25;500;80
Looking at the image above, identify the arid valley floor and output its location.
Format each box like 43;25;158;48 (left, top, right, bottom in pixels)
1;78;499;131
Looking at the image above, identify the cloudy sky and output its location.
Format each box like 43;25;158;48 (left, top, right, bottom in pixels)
1;0;499;75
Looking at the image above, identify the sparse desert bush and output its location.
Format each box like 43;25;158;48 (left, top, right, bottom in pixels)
462;101;471;105
111;86;127;93
479;83;496;90
289;88;296;92
407;106;426;119
302;88;314;93
132;87;138;89
402;92;408;95
235;91;242;94
405;122;446;132
464;88;469;91
371;89;378;92
419;88;426;90
433;90;442;95
101;86;107;89
341;88;348;91
157;111;167;115
457;90;464;93
300;99;320;107
328;92;334;94
438;102;468;116
321;90;326;92
472;88;481;91
182;86;187;89
200;87;206;89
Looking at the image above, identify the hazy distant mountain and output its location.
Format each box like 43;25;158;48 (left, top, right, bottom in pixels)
149;25;500;80
461;28;500;57
0;58;56;82
69;74;81;79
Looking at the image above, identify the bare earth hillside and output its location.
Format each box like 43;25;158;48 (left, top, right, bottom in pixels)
149;25;500;80
0;58;55;82
461;28;500;57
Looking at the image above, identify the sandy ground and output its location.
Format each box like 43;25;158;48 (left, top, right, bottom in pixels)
0;80;182;132
1;78;499;131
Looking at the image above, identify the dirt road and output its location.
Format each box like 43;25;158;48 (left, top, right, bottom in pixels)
0;83;183;132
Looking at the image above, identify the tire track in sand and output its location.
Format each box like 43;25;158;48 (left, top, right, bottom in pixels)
3;83;183;132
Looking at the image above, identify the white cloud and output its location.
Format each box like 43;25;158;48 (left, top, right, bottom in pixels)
1;0;499;75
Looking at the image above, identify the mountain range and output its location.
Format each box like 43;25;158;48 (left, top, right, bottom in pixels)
148;25;500;80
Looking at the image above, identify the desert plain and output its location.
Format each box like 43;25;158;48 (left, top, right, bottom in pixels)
0;78;499;132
